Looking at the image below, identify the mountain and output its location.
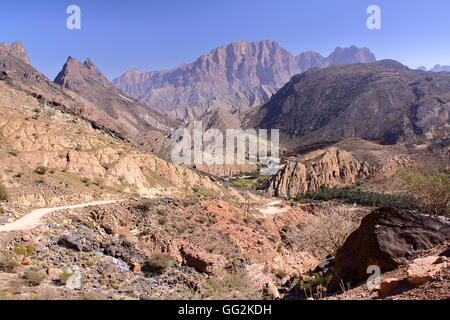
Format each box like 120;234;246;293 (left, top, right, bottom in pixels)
167;85;277;122
417;65;450;72
296;46;376;70
54;57;180;159
0;41;31;65
429;65;450;72
113;40;376;116
245;60;450;149
54;57;176;136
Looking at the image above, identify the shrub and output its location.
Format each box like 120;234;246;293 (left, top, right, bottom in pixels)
285;207;360;256
399;169;450;217
13;244;36;257
0;253;18;273
58;271;74;284
23;270;46;287
0;183;8;201
299;186;418;209
143;253;174;273
34;166;48;175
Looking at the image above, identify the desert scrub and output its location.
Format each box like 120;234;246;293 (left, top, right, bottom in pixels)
399;169;450;217
0;252;18;273
58;271;74;284
34;166;48;175
22;270;47;287
13;244;35;257
298;186;418;209
0;183;8;201
143;253;174;273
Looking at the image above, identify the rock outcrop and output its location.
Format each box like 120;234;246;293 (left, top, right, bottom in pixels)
328;207;450;292
267;148;373;198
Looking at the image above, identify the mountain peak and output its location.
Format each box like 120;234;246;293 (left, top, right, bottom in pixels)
0;41;31;65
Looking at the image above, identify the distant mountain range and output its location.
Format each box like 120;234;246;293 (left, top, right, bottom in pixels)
417;65;450;72
113;40;376;120
244;60;450;149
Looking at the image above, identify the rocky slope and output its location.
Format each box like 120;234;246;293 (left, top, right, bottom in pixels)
245;60;450;149
0;42;263;213
113;40;375;116
54;57;178;159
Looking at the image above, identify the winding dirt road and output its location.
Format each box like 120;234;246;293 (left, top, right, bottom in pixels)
0;199;125;233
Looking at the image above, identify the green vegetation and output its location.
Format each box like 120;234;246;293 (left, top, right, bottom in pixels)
58;271;74;284
399;169;450;217
13;244;36;257
231;174;267;190
0;183;8;201
297;186;418;209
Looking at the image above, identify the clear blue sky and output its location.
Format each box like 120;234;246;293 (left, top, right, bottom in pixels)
1;0;449;80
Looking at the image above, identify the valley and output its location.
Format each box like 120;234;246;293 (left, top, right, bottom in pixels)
0;38;448;302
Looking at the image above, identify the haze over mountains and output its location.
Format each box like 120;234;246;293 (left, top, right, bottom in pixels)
113;40;376;120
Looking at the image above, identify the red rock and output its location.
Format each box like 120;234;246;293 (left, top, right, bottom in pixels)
21;257;32;265
407;256;447;285
131;263;141;272
46;268;63;281
377;278;401;296
22;235;32;242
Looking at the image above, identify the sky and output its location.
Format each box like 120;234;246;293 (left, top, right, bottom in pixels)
1;0;449;80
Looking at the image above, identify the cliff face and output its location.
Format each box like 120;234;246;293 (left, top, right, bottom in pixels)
113;41;376;116
267;148;374;198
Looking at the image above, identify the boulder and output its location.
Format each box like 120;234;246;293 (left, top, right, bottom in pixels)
180;245;226;274
328;207;450;292
377;278;402;296
47;268;63;281
58;235;85;252
406;256;448;285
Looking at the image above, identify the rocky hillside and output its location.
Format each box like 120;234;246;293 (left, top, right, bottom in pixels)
0;42;263;213
245;60;450;149
113;40;375;117
54;57;178;159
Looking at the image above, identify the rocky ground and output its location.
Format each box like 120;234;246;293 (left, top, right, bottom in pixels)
0;197;327;300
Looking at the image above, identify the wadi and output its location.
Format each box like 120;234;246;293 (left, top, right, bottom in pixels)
0;34;448;301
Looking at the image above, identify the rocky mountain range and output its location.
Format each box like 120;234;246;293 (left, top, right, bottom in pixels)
245;60;450;150
418;65;450;72
113;40;376;120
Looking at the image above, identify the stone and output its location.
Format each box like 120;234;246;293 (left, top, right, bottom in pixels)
328;207;450;292
180;245;226;274
22;234;32;242
377;278;402;296
131;263;141;272
66;267;82;290
58;235;84;252
47;268;63;281
21;257;32;265
406;256;447;285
